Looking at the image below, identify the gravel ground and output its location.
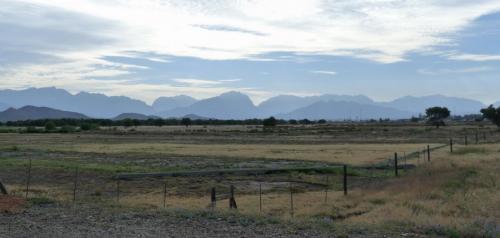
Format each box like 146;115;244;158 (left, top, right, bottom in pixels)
0;204;343;238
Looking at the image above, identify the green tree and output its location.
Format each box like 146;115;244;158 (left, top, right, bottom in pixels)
123;119;134;128
480;105;500;127
181;118;192;128
44;121;56;131
425;107;450;128
263;117;277;127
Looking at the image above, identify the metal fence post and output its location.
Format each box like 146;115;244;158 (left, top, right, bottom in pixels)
394;153;398;177
343;165;347;196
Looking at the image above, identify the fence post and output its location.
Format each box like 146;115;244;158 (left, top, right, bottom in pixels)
475;132;478;144
394;153;398;177
73;167;79;203
427;145;431;162
289;181;294;217
116;180;120;203
483;132;486;141
343;165;347;196
229;185;237;209
0;180;8;195
465;135;468;146
163;182;167;208
259;183;262;213
324;175;329;203
450;138;453;153
210;187;216;209
25;159;32;199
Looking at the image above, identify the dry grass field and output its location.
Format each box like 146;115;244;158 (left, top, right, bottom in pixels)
0;123;499;237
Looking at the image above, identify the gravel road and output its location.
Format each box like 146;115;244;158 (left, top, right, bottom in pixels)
0;204;336;238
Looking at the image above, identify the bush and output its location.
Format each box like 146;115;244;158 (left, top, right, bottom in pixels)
59;125;76;133
44;121;56;131
263;117;277;127
25;126;42;133
80;123;99;131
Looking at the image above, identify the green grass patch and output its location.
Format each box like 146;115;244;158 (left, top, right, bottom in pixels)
0;157;183;174
451;147;488;155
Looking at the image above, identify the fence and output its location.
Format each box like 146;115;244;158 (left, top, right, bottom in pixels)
0;131;496;219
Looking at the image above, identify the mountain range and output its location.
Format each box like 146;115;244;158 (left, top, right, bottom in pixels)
0;87;493;121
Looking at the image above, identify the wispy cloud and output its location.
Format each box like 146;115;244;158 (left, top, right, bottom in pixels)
311;70;337;76
172;78;222;86
417;66;493;75
448;53;500;61
5;0;500;63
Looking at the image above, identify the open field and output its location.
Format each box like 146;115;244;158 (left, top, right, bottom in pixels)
0;123;499;237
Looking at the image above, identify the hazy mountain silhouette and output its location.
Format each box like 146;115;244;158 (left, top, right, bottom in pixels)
278;101;412;120
152;95;197;112
0;106;89;122
380;95;485;115
113;113;160;121
258;94;373;116
0;87;492;120
0;87;153;118
0;102;9;111
158;91;259;119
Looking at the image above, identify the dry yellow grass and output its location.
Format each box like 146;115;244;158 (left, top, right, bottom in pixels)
115;143;499;235
21;142;440;165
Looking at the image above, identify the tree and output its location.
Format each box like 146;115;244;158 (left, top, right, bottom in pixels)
263;117;277;127
44;121;56;131
480;105;500;127
181;118;192;128
425;107;450;128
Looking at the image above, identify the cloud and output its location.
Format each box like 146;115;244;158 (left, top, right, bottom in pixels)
2;0;500;103
417;66;493;75
5;0;500;63
448;53;500;61
172;78;222;86
311;70;337;76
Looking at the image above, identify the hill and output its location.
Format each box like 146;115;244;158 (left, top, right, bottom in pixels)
278;101;412;120
380;95;485;115
258;94;373;116
152;95;197;112
0;106;89;122
158;92;259;119
0;87;154;118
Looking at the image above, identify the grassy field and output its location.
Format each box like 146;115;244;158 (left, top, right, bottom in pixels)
0;123;498;237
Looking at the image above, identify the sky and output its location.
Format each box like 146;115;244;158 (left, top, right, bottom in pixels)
1;0;500;105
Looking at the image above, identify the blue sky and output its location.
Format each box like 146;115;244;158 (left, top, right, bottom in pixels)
1;0;500;104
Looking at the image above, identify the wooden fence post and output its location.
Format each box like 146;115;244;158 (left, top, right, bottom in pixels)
324;175;329;203
25;159;32;199
450;138;453;153
0;180;8;195
163;182;167;208
210;187;216;209
483;132;486;141
229;185;237;209
465;135;468;146
427;145;431;162
475;132;479;144
259;183;262;213
394;153;398;177
343;165;347;196
73;167;79;203
116;180;120;203
289;181;294;217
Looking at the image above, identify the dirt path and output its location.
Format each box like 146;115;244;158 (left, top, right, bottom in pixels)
0;204;338;238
